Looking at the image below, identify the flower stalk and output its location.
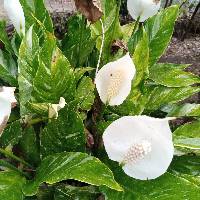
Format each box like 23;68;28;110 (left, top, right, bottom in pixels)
0;148;33;169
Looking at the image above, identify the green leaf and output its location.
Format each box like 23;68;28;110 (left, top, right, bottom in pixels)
91;0;122;63
18;27;40;115
0;21;13;53
54;185;99;200
101;162;200;200
133;28;149;87
75;76;95;111
110;88;150;116
0;50;18;86
20;0;53;33
170;155;200;189
27;102;49;116
19;126;40;166
167;103;200;117
173;120;200;138
173;121;200;150
0;171;26;200
40;106;86;158
128;26;143;55
121;22;135;43
31;34;76;103
62;15;96;67
74;67;94;84
22;152;122;196
33;0;53;33
0;120;22;148
144;6;179;66
146;86;200;111
149;63;200;87
170;155;200;176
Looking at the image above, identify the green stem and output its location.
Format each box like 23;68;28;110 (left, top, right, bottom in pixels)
0;159;31;178
27;117;48;127
0;148;33;169
107;0;122;63
77;15;85;68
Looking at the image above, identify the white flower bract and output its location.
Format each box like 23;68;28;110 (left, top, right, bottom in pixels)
49;97;66;119
95;53;136;106
0;87;16;134
4;0;26;36
127;0;161;22
103;116;174;180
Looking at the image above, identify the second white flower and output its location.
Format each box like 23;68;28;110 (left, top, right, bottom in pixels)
95;53;136;106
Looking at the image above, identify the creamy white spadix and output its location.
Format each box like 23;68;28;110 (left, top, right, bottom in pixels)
4;0;25;36
0;87;16;134
127;0;161;22
103;116;174;180
95;54;136;106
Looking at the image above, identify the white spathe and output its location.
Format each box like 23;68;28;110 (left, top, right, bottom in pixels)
0;87;16;134
4;0;25;36
103;116;174;180
95;53;136;106
49;97;66;119
127;0;161;22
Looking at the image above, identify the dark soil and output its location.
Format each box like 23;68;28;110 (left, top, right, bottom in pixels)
160;35;200;105
160;35;200;76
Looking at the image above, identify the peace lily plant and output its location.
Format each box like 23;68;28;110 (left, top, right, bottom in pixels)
0;0;199;199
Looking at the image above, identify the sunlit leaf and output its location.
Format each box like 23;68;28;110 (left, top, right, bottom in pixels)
23;152;122;196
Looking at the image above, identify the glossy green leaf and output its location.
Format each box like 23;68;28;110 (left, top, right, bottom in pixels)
33;0;53;33
110;88;150;116
19;126;40;166
174;121;200;138
149;63;200;87
75;76;95;111
0;120;22;148
23;152;122;196
145;6;179;66
20;0;53;33
0;160;26;175
170;155;200;189
27;102;49;116
18;27;40;115
173;121;200;150
91;0;122;63
0;50;17;85
101;162;200;200
0;171;26;200
74;67;94;84
128;26;143;55
31;34;76;104
40;106;86;158
146;86;200;111
54;185;99;200
170;155;200;176
121;22;135;42
133;28;149;86
167;103;200;117
0;21;13;53
62;15;96;67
